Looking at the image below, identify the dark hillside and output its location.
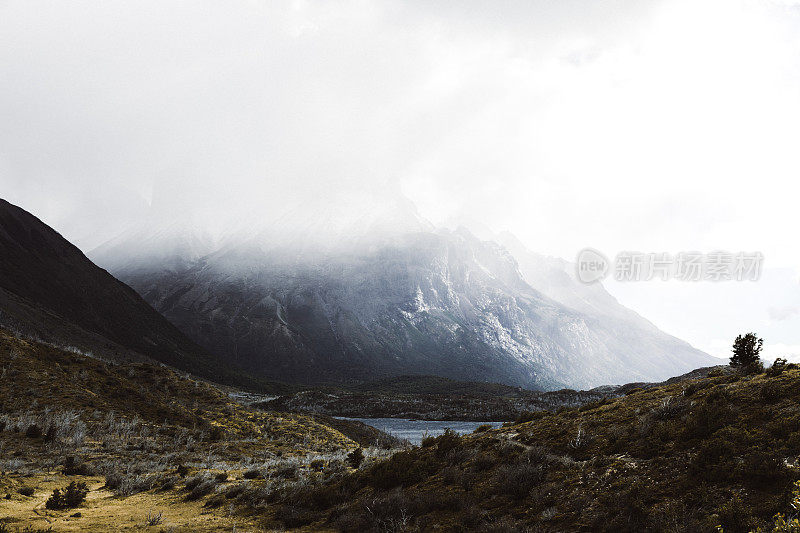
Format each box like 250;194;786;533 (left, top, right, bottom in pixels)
254;363;800;532
0;199;280;391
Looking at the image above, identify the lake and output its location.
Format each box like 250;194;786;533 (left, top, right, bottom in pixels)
339;417;504;445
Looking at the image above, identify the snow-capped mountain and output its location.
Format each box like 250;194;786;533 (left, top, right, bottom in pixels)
91;194;714;390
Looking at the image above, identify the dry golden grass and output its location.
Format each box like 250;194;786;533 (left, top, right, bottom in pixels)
0;474;265;532
0;328;368;531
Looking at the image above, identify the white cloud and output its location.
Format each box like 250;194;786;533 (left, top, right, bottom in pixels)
768;306;799;321
1;0;800;359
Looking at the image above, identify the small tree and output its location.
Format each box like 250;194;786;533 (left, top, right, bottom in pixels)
730;333;763;371
45;481;88;510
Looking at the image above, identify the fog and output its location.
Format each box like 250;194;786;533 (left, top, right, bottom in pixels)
2;0;800;359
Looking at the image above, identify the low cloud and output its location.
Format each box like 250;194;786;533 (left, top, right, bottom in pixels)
768;306;799;321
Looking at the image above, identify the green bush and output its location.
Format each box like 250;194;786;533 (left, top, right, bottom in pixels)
186;480;216;501
204;493;226;508
736;448;787;486
514;411;547;424
683;398;732;440
367;450;435;490
346;448;364;469
433;429;461;459
242;468;262;479
766;358;788;377
45;481;88;510
63;456;90;476
760;381;785;403
495;462;545;500
690;437;736;480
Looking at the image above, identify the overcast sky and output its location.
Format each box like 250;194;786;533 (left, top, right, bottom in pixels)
2;0;800;361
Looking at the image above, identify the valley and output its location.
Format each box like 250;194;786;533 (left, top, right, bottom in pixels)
0;198;793;532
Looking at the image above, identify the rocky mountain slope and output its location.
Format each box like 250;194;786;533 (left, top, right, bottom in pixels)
0;198;233;383
92;195;713;390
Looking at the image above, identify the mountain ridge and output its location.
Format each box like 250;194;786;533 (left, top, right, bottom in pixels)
91;196;714;389
0;198;263;388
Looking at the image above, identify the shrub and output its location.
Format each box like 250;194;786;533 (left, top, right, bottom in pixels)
206;426;224;442
204;494;226;508
766;480;800;532
332;489;416;532
310;459;325;471
690;437;736;480
579;397;613;412
63;456;90;476
737;449;787;486
274;465;298;479
176;464;189;477
225;483;247;499
767;358;788;377
650;396;689;421
242;468;262;479
184;474;208;492
433;429;461;459
104;471;152;496
145;511;163;526
157;476;177;492
740;361;765;375
367;450;435;490
514;411;547;424
25;424;42;439
495;463;545;500
276;504;318;528
347;448;364;469
760;381;785;403
19;486;35;497
716;493;754;532
683;398;733;440
45;481;88;510
214;472;228;483
683;381;712;397
186;480;216;501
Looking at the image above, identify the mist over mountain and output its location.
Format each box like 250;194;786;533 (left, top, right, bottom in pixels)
91;192;714;390
0;198;220;374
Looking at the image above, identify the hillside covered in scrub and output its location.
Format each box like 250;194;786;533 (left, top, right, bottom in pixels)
0;328;400;531
262;367;727;422
4;323;798;532
251;361;800;532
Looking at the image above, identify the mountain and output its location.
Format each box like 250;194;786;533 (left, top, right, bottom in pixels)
0;198;222;378
91;194;713;390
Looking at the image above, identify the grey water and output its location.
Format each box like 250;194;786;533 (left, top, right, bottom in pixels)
339;417;504;445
